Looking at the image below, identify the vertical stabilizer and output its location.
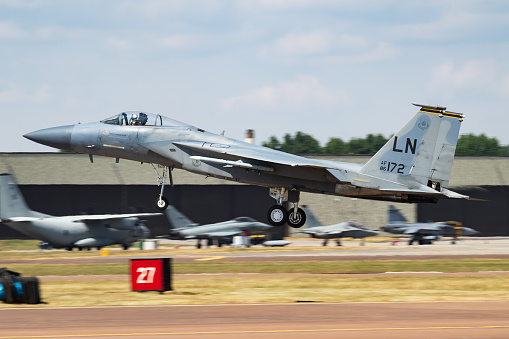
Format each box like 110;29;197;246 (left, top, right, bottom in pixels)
301;205;323;228
0;174;37;220
360;103;464;191
427;111;463;189
388;205;407;224
164;206;198;229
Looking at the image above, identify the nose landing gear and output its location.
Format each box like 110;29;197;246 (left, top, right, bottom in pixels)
267;187;306;228
152;164;173;211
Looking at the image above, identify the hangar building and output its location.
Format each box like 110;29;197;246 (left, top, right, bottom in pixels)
0;152;508;239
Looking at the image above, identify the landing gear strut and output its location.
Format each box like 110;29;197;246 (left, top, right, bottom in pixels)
152;164;173;210
267;187;306;228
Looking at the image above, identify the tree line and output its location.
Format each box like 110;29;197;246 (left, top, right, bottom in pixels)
262;132;508;156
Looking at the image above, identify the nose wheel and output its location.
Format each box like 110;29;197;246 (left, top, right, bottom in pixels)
151;164;173;211
156;197;169;211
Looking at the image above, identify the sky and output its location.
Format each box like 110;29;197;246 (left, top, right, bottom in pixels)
2;0;509;152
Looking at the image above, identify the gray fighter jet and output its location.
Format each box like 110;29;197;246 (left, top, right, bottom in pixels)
24;103;468;228
299;206;378;246
0;173;160;250
380;205;478;245
163;205;272;248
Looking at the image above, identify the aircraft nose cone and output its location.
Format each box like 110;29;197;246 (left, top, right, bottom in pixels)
24;125;75;151
462;227;478;236
259;223;273;230
367;229;379;236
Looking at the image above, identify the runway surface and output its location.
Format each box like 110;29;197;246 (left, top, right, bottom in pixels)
2;301;509;338
2;237;509;338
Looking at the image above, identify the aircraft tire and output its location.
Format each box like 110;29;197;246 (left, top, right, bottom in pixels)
267;205;288;226
156;197;169;211
287;208;306;228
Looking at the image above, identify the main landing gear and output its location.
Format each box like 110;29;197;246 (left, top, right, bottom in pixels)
152;164;173;210
267;187;306;228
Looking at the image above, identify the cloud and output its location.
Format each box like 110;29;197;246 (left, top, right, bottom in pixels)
0;0;41;9
236;0;381;12
104;37;134;51
319;42;395;64
0;21;25;39
428;60;499;97
386;9;509;44
274;31;332;56
119;0;224;19
0;84;52;104
220;75;347;112
154;34;196;49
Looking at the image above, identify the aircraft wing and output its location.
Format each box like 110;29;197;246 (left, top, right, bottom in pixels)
141;140;353;183
300;229;324;236
301;227;377;238
68;213;162;223
403;225;442;235
2;217;42;222
184;230;241;239
143;140;332;169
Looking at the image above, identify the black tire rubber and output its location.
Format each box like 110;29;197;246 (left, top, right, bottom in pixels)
267;205;288;226
156;197;169;211
287;207;306;228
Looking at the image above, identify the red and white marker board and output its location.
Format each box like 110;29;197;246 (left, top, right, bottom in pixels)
130;258;172;292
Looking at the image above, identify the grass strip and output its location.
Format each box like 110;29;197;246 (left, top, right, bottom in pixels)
4;259;509;276
2;275;509;307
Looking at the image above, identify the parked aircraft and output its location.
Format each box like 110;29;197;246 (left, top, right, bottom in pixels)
24;103;468;228
0;173;160;250
163;205;272;248
380;205;478;245
299;206;378;246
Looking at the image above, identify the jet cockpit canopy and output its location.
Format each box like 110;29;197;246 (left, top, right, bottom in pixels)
101;111;191;128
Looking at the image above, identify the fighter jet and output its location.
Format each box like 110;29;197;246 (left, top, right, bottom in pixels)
299;206;378;246
24;103;468;228
380;205;478;245
163;205;272;248
0;173;160;250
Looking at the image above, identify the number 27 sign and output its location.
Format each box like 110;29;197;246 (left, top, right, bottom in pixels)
130;258;172;292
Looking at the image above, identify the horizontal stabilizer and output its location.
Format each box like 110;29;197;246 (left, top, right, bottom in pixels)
441;188;469;199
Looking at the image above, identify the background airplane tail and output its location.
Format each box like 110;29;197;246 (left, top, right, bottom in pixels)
388;205;407;224
360;103;464;190
0;173;37;220
164;205;198;229
301;205;323;228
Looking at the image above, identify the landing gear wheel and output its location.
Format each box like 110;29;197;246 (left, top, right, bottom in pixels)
287;207;306;228
156;197;169;210
267;205;288;226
